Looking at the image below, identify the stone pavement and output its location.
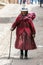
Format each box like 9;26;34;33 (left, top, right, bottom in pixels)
0;4;39;17
0;4;43;65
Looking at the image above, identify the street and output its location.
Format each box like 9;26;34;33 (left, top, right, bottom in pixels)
0;4;43;65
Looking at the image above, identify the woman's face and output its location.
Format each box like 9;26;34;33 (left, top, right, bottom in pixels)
21;11;27;16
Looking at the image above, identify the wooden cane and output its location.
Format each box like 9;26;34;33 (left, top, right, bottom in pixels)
8;31;12;59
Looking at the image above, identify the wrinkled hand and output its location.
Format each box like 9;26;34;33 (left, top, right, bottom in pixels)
10;28;13;31
32;34;35;38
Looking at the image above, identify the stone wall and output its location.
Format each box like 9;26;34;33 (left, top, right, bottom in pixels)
0;0;9;3
0;0;18;3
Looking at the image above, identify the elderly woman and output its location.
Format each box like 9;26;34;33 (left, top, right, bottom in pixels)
11;8;37;59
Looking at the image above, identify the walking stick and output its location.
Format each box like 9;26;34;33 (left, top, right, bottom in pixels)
8;31;12;59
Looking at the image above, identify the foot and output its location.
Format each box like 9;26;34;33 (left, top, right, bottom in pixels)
20;55;23;59
24;56;28;59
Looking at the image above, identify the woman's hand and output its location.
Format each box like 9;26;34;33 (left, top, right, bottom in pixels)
10;28;13;31
32;34;35;38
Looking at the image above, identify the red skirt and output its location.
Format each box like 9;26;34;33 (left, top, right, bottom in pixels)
15;31;37;50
